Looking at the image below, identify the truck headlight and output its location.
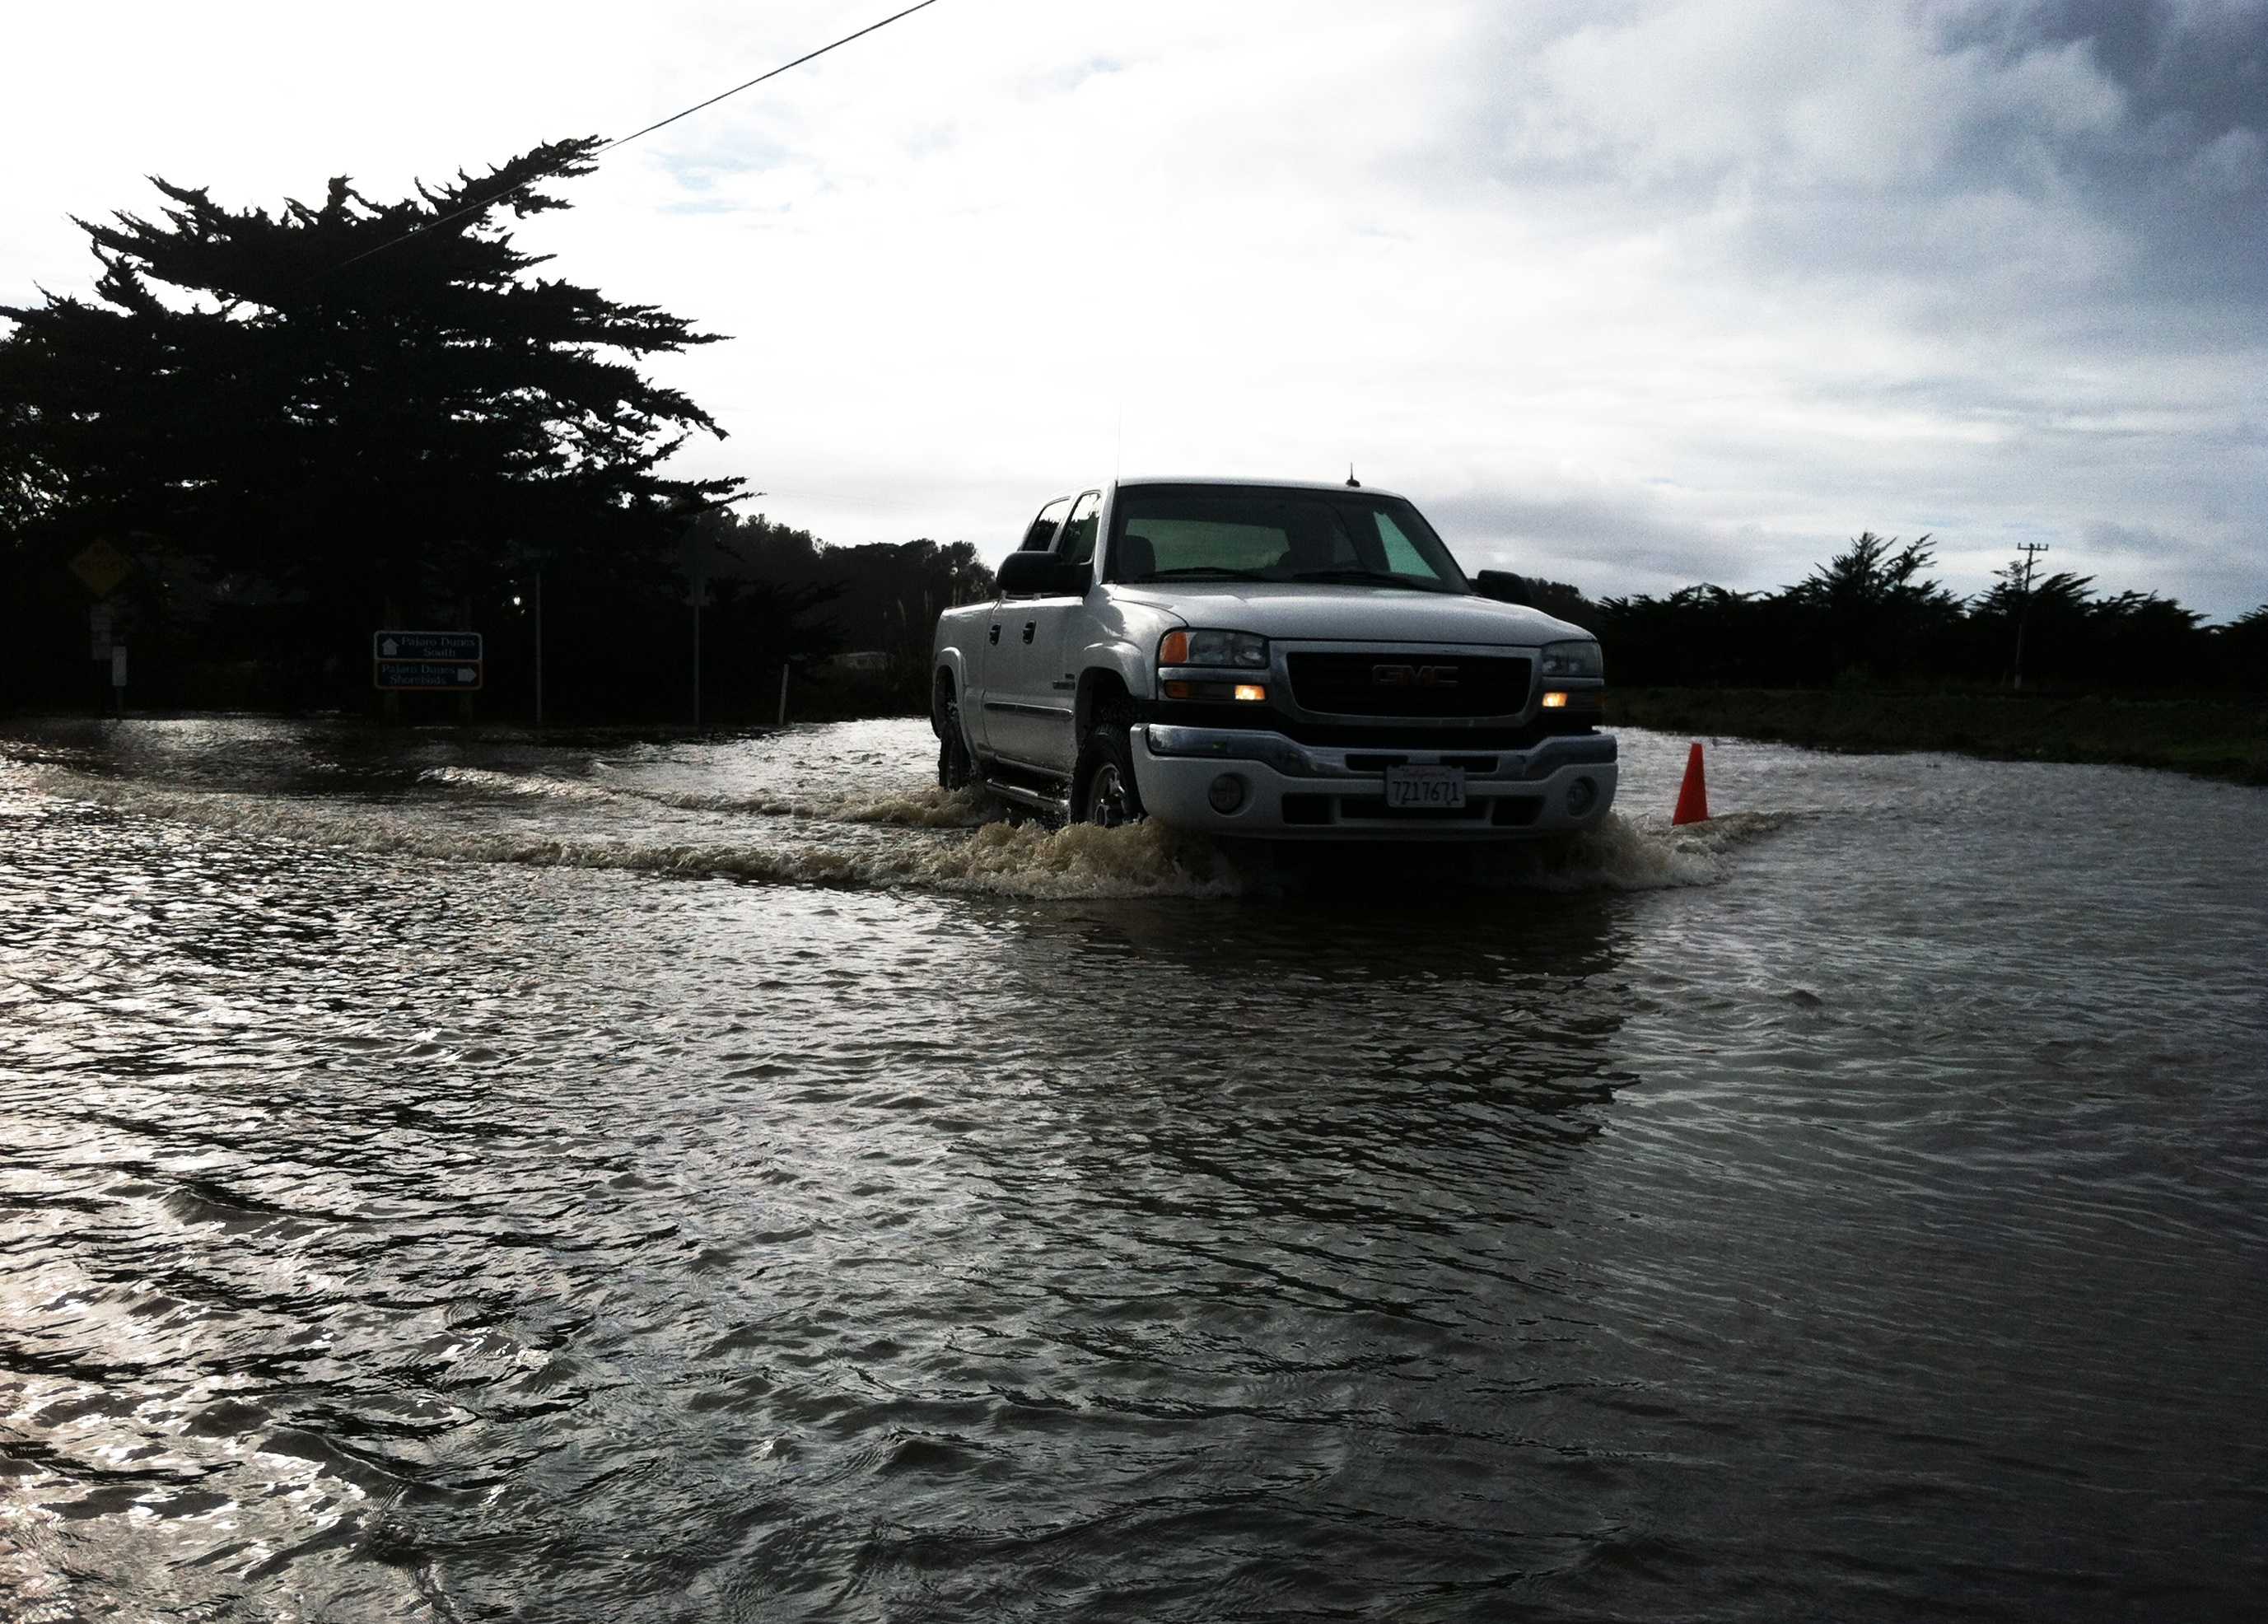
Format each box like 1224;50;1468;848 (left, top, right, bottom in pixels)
1160;629;1268;670
1538;640;1603;679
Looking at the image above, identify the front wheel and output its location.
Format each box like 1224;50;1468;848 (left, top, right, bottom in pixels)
936;699;973;790
1072;724;1145;827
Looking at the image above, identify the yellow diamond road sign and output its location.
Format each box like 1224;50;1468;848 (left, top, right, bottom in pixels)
69;538;133;599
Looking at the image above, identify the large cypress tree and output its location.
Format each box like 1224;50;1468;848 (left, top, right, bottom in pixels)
0;137;740;632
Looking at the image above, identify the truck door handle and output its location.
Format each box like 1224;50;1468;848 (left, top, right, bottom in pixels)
988;624;1001;645
1022;621;1036;644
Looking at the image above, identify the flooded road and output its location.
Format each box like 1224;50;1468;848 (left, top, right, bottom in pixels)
3;716;2265;1622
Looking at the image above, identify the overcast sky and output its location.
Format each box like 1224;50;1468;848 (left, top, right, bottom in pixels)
6;0;2263;618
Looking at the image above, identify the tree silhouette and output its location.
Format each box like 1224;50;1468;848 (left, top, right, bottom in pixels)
2218;604;2268;689
1782;532;1961;681
0;138;741;636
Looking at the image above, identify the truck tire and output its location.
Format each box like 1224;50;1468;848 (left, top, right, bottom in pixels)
937;698;973;791
1072;724;1145;827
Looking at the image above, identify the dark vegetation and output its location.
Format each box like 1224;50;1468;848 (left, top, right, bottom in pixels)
1608;688;2266;785
1528;532;2264;693
1518;534;2266;782
0;140;990;724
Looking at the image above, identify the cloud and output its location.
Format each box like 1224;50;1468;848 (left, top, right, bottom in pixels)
3;0;2261;618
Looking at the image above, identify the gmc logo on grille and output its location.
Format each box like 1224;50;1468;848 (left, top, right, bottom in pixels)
1371;663;1459;688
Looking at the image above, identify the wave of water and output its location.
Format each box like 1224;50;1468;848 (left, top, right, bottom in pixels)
16;759;1786;901
419;762;997;828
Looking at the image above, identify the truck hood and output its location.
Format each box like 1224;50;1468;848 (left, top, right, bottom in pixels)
1106;582;1589;646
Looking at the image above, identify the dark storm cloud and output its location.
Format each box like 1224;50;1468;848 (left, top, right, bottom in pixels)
1468;1;2267;309
1974;0;2268;302
2007;0;2267;131
1412;2;2265;615
1428;488;1808;598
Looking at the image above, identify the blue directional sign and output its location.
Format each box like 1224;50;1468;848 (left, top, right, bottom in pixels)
374;631;482;661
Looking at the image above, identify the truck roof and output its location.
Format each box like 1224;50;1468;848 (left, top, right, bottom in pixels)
1112;475;1412;500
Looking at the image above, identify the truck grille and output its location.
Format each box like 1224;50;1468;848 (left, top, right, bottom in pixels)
1286;653;1533;718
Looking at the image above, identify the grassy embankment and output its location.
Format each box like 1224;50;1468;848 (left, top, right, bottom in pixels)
1610;688;2268;786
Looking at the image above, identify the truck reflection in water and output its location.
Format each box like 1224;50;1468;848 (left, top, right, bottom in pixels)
976;889;1638;1242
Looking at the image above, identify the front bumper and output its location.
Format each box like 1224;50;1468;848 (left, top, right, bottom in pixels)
1133;724;1617;839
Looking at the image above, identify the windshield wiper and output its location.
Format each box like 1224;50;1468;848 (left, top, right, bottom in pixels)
1290;568;1444;590
1132;566;1276;581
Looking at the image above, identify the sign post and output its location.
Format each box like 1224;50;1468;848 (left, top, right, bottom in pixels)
72;543;134;719
687;576;708;730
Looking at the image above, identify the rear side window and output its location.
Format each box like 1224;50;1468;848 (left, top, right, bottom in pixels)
1021;497;1072;551
1058;492;1103;564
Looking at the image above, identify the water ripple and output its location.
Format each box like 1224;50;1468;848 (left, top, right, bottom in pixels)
2;717;2264;1621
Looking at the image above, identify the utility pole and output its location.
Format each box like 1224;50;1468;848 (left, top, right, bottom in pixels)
684;494;759;733
685;526;707;732
2011;541;2049;691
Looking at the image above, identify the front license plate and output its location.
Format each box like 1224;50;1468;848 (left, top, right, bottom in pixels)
1384;765;1466;809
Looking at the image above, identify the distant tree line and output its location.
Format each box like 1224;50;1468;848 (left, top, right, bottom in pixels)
0;138;990;723
1520;533;2266;693
665;510;994;721
4;144;2254;719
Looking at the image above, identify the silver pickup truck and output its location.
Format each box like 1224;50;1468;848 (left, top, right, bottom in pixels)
930;478;1615;838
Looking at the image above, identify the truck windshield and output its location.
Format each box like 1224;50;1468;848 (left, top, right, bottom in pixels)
1106;486;1469;593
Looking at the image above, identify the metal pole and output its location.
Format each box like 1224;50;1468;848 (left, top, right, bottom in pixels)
534;570;544;732
777;662;789;727
2011;542;2048;692
693;597;702;730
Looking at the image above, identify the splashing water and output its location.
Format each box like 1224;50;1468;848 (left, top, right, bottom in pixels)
18;745;1784;902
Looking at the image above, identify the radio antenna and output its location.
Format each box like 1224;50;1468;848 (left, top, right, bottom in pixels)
1346;464;1361;488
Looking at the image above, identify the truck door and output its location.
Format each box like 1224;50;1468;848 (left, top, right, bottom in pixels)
986;489;1099;772
969;495;1071;757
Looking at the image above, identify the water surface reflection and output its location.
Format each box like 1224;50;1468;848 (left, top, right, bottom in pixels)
3;716;2264;1622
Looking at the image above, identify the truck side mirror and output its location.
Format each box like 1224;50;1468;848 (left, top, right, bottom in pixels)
1475;570;1533;606
997;552;1090;597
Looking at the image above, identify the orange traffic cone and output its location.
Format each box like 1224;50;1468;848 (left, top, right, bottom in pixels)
1672;741;1710;825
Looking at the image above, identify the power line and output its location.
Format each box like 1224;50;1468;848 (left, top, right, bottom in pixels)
599;0;940;157
324;0;943;278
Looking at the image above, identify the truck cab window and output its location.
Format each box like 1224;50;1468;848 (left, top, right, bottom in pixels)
1105;486;1466;590
1021;497;1072;551
1058;492;1102;564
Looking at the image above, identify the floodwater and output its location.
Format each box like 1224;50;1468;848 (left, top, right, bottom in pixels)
2;715;2263;1622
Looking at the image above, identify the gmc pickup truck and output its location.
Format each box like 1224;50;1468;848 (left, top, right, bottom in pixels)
930;478;1615;838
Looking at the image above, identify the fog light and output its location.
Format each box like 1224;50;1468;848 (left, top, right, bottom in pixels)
1542;691;1569;709
1233;684;1267;702
1566;776;1597;816
1208;773;1248;814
